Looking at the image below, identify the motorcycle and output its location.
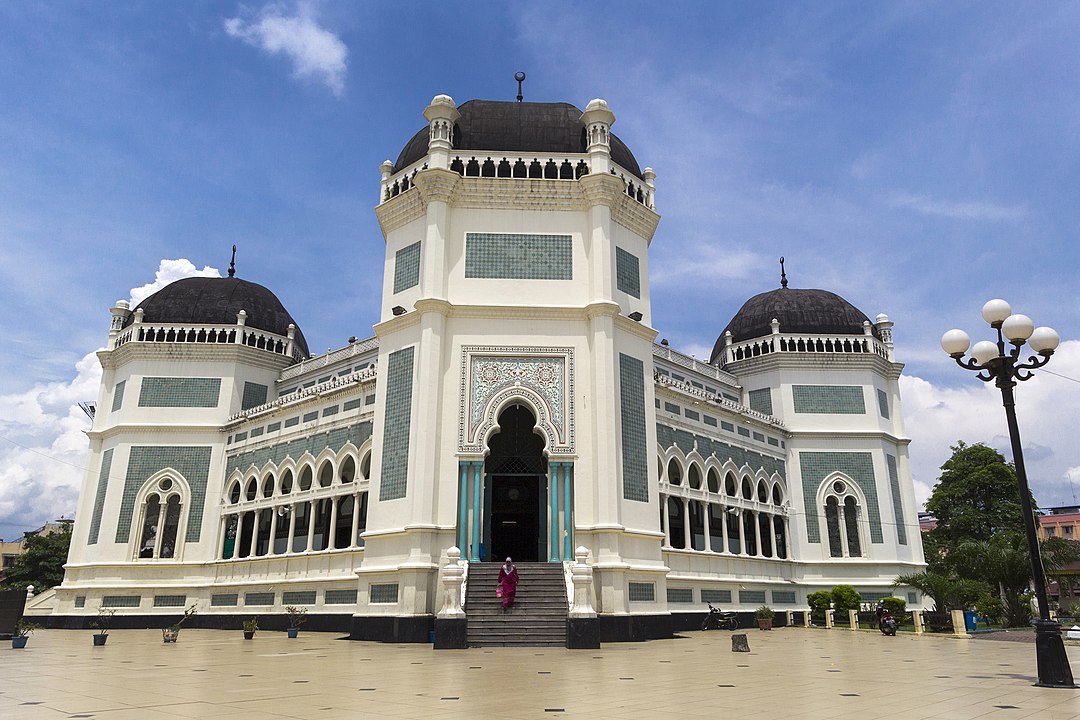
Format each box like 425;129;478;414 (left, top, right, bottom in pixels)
876;604;898;636
701;603;739;631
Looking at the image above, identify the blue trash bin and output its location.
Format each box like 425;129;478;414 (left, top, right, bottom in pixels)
963;610;978;631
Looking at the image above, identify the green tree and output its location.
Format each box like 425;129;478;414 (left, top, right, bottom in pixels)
893;571;984;612
830;585;861;613
925;442;1032;548
0;523;72;591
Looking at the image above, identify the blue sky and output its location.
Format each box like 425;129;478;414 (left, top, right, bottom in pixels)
1;1;1079;541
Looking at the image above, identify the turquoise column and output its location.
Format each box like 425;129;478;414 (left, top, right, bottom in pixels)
549;462;560;562
562;462;574;560
457;462;468;554
470;461;482;562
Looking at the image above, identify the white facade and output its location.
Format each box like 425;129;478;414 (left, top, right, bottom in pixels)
53;93;924;641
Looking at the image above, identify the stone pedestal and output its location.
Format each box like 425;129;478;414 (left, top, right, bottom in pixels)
731;633;750;652
567;617;600;649
433;617;467;649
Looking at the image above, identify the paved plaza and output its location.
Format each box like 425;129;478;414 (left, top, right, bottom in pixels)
2;628;1080;719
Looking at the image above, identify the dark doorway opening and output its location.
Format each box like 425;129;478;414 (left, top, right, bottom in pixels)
485;404;547;562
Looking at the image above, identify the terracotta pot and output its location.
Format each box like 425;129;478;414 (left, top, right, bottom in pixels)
162;629;179;643
757;618;773;630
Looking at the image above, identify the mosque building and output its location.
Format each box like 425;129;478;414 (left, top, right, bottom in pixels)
49;89;925;645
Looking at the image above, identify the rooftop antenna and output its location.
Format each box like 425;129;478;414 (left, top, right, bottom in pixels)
228;244;237;278
515;71;526;102
779;256;788;289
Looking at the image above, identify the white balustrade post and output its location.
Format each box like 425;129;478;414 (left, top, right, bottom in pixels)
437;547;466;618
569;546;596;617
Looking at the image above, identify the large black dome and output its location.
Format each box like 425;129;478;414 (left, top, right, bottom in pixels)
124;276;309;357
394;100;643;178
710;287;877;364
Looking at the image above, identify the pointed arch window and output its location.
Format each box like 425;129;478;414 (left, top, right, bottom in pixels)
136;476;186;560
823;480;864;558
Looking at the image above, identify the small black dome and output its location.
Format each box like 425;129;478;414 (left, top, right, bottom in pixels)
711;287;877;364
124;276;308;357
394;100;643;178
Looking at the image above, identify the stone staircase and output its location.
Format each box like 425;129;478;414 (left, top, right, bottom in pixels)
465;562;568;647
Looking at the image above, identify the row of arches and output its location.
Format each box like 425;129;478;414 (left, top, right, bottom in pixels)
727;336;877;362
659;455;786;506
220;447;371;560
662;497;788;558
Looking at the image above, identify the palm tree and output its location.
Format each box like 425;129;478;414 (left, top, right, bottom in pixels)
893;572;983;613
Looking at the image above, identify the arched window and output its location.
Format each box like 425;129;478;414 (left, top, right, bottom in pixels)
262;474;275;498
136;476;186;560
741;477;753;500
360;452;371;480
229;481;242;504
707;468;720;493
725;473;737;496
772;484;783;506
340;456;356;483
245;478;258;501
688;464;702;490
823;479;863;558
757;480;768;502
299;466;313;491
318;461;333;488
667;459;682;486
280;469;293;494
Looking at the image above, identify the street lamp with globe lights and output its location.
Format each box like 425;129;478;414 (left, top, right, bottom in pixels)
941;299;1072;688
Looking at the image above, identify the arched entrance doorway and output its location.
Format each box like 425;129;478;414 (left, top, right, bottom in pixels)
484;404;547;562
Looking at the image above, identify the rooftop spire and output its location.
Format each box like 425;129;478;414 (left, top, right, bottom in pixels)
515;71;525;102
780;256;788;288
228;244;236;278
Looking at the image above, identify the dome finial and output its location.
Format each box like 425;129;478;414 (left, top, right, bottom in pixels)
515;71;526;102
228;244;237;278
779;256;788;288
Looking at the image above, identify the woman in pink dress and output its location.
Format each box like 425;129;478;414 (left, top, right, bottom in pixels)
497;557;519;611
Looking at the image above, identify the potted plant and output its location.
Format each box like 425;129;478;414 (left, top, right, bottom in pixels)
755;606;774;630
91;607;117;646
12;619;40;649
162;603;198;643
284;606;307;638
242;617;258;640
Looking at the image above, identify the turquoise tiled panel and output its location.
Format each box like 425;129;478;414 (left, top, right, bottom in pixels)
380;347;415;501
886;454;907;545
619;354;649;502
225;421;374;476
739;590;766;604
282;591;317;605
102;595;141;608
370;583;399;603
615;246;641;298
748;388;773;416
242;382;268;410
116;446;212;543
244;592;274;606
667;588;694;603
701;589;731;603
393;241;422;293
877;389;890;419
772;591;797;605
212;593;239;606
111;380;126;412
138;377;221;408
656;425;786;479
325;589;358;605
799;451;883;544
87;449;114;545
628;582;655;602
154;594;187;607
792;385;865;414
464;233;572;280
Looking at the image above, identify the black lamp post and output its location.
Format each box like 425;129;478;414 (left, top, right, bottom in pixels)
941;298;1074;688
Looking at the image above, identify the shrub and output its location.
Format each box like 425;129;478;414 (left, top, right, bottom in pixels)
285;606;308;628
831;585;861;613
881;597;906;618
807;590;832;615
755;606;774;620
975;595;1004;625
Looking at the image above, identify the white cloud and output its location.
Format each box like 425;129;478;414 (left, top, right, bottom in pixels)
129;258;220;307
900;340;1080;511
0;260;222;540
224;3;348;96
886;191;1026;222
